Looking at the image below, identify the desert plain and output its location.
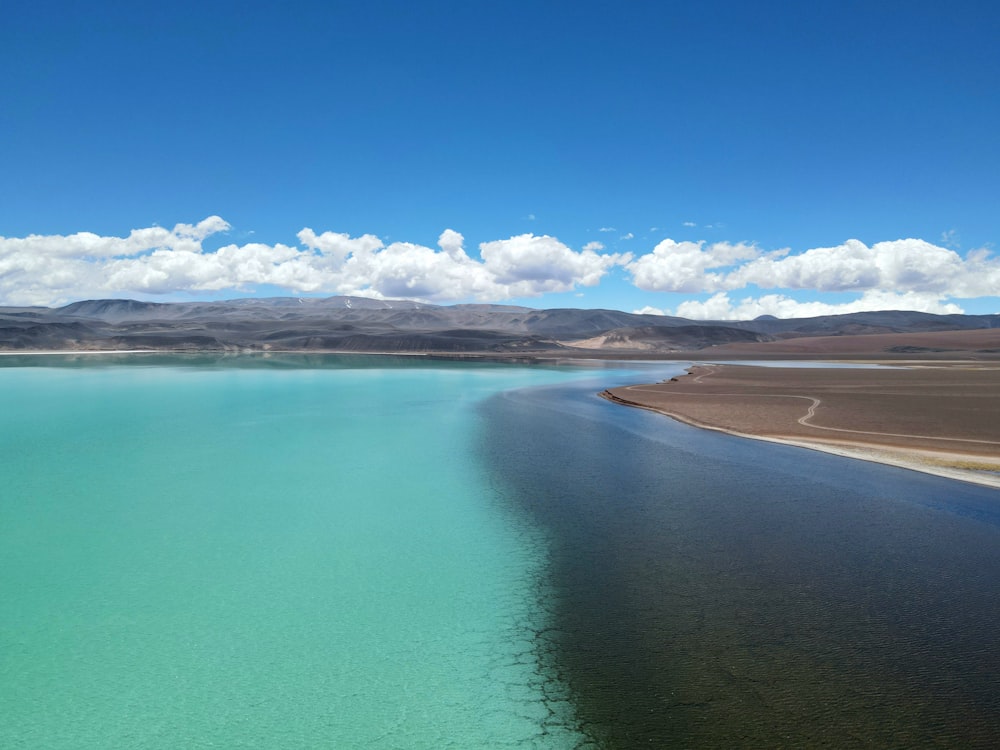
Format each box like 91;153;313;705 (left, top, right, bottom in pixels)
605;362;1000;489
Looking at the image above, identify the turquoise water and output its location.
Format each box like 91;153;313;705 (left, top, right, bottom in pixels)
8;355;1000;748
0;355;646;749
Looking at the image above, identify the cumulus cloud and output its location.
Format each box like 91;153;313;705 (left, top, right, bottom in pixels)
479;234;627;293
297;228;383;263
0;217;626;306
633;305;668;316
626;239;761;293
2;217;998;317
623;236;1000;315
671;291;965;320
726;238;1000;297
0;216;231;262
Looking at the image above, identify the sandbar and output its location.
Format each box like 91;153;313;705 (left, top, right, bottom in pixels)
603;363;1000;489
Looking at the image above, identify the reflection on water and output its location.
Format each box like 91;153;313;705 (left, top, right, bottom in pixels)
480;376;1000;748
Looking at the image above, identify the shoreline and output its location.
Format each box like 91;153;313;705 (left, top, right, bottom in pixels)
601;389;1000;490
602;363;1000;491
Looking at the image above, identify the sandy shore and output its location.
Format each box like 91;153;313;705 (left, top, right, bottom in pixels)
604;363;1000;490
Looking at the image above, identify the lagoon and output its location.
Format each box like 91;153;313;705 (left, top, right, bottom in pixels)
3;355;1000;748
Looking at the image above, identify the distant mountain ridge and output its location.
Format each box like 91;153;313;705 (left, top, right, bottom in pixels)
1;296;998;357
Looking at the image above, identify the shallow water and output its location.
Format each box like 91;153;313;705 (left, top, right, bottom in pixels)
0;355;645;749
3;355;1000;748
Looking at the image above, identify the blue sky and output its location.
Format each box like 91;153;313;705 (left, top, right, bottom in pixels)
2;0;998;317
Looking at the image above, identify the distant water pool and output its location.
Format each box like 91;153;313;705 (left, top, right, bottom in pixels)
4;354;1000;749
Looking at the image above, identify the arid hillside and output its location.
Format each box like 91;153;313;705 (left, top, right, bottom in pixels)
1;297;997;357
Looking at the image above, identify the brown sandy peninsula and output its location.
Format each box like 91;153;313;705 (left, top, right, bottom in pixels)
603;363;1000;489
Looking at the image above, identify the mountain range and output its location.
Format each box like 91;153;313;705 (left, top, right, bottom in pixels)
2;297;999;359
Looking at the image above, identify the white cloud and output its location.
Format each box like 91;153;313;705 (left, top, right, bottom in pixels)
173;216;231;241
626;239;761;293
624;236;1000;313
297;228;383;264
633;305;667;316
682;221;697;228
727;238;1000;296
620;232;635;240
672;291;965;320
598;227;616;232
437;229;468;261
0;218;627;306
3;218;998;318
0;216;231;261
479;235;627;294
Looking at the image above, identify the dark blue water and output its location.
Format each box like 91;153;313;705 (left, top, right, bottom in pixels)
479;374;1000;748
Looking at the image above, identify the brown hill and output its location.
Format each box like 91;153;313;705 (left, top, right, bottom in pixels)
1;296;997;356
701;328;1000;360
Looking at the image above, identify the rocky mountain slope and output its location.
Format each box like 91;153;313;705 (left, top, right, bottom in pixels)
1;296;997;356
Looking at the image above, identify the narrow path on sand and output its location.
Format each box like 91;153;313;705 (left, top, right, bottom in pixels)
620;384;1000;448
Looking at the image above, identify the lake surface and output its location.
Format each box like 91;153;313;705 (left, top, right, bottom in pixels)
3;355;1000;748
